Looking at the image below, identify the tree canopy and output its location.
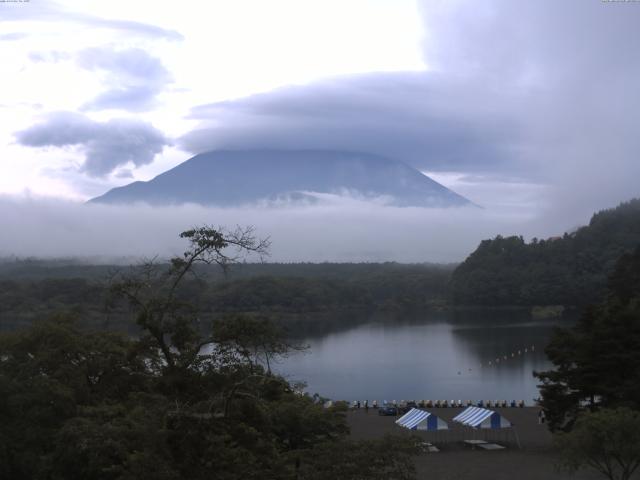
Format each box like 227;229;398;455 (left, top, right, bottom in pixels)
451;199;640;306
555;408;640;480
535;245;640;432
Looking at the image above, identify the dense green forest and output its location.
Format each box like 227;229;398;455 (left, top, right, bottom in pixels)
450;199;640;306
535;244;640;432
0;257;453;283
0;262;453;334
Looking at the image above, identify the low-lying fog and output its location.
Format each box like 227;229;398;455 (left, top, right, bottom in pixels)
0;188;599;263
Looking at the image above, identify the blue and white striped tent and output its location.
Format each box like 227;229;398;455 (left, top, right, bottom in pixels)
452;406;512;429
395;408;448;431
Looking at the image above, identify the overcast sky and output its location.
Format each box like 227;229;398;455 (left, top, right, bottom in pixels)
1;0;639;261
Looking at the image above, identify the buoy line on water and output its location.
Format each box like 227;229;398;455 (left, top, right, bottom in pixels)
482;344;536;368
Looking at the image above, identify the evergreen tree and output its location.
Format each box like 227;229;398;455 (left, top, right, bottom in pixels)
535;246;640;431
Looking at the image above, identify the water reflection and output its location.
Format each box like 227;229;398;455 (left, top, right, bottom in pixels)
277;310;572;403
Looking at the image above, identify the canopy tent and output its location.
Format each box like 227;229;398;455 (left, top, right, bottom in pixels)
452;406;512;429
395;408;448;431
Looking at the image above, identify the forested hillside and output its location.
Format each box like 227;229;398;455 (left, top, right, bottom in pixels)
450;199;640;306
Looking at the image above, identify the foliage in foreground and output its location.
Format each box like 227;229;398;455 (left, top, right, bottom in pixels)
299;435;419;480
555;408;640;480
0;226;418;480
535;245;640;432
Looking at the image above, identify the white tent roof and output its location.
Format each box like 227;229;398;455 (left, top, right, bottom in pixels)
395;408;448;431
452;406;512;429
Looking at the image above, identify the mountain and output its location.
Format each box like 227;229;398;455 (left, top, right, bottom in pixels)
89;150;472;207
450;198;640;307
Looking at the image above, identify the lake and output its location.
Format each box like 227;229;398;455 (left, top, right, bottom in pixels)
277;310;571;404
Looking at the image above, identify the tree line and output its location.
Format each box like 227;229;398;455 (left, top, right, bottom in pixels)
0;263;453;334
450;198;640;306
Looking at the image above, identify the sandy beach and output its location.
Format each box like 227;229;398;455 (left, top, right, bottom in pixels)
347;407;604;480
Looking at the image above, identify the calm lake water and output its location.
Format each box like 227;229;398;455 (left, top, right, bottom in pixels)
277;310;571;404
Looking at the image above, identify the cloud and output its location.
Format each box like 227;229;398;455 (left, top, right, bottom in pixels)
0;2;182;41
180;72;520;174
0;32;28;41
28;50;71;63
70;16;183;41
417;0;640;220
0;194;542;263
76;47;172;111
179;0;640;225
24;47;172;112
15;112;170;177
418;0;639;85
114;169;134;179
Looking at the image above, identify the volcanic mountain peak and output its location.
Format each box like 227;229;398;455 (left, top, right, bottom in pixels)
90;150;472;208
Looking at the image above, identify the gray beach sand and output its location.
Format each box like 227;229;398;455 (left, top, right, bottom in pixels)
347;407;604;480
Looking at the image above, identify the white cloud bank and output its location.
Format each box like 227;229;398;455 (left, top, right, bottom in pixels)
0;195;551;263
